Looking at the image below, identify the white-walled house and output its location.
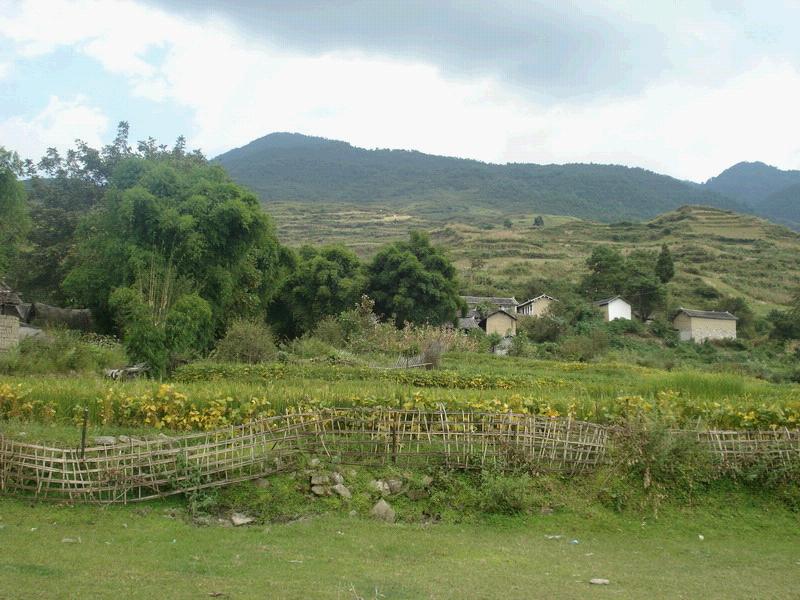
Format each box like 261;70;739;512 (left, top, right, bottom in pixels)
593;296;632;321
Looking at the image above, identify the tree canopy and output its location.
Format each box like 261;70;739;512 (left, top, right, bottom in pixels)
366;231;462;327
276;245;365;335
62;143;282;332
0;148;29;278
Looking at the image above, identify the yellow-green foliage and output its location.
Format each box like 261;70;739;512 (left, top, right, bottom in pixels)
2;356;799;434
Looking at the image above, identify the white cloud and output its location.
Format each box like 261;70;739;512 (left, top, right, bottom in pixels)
1;0;799;180
0;95;108;160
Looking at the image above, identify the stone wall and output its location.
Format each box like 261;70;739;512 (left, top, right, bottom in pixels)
0;315;19;351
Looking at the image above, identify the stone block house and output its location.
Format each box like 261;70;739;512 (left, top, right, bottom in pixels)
593;296;632;321
458;293;558;337
673;308;737;342
479;310;517;337
516;294;557;317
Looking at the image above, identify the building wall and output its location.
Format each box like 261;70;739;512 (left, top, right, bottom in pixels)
0;315;19;351
519;298;553;317
601;299;631;321
691;317;736;342
673;313;693;341
484;313;516;337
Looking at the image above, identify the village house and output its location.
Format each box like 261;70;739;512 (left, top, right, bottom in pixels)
479;310;517;337
516;294;557;317
593;296;632;321
673;308;737;342
461;295;518;314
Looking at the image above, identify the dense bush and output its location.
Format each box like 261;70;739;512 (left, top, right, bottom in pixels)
0;330;126;375
213;319;277;363
517;315;563;342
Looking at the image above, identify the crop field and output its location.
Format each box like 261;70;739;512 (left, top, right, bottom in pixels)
268;202;800;314
2;355;798;445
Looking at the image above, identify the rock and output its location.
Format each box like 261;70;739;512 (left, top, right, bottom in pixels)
348;510;357;517
310;474;330;486
254;478;270;489
93;436;116;446
420;475;433;488
589;579;610;585
331;472;344;485
311;485;328;496
406;489;429;501
332;483;351;499
369;480;390;495
61;537;80;543
117;435;130;443
309;458;321;468
386;479;404;494
540;507;554;515
230;513;255;527
370;499;396;523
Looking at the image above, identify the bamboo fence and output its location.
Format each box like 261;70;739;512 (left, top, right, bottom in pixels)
0;408;798;504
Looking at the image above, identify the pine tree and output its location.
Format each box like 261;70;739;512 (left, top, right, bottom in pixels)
655;244;675;283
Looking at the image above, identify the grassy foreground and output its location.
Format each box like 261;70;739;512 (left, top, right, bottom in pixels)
1;494;798;599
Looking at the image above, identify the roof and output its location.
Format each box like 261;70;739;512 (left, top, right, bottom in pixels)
517;294;557;307
675;308;738;321
593;296;628;307
461;295;518;306
479;309;518;323
457;317;480;330
0;280;22;306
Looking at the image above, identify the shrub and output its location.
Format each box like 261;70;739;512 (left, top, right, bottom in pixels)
477;472;534;515
559;329;609;361
518;315;563;342
0;329;127;375
213;319;276;364
285;336;340;361
312;315;346;347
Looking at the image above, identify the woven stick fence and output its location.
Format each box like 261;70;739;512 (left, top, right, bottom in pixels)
1;408;798;504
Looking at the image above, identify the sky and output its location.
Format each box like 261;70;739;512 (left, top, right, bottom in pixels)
1;0;800;182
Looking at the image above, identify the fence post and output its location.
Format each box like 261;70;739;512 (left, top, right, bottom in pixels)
79;407;89;460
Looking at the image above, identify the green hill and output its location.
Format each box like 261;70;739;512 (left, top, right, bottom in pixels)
704;161;800;208
214;133;745;223
266;202;800;313
759;182;800;230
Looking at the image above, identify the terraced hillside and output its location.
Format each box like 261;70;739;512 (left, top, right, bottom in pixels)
268;203;800;314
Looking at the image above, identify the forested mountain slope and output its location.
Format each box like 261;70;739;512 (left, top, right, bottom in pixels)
214;133;744;223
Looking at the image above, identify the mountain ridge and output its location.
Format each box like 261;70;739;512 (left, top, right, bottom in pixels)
213;132;747;223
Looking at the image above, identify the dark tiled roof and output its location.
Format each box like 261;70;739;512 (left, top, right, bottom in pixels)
593;295;627;307
676;308;738;321
518;294;557;307
462;295;518;306
0;280;22;306
479;309;518;324
457;317;480;330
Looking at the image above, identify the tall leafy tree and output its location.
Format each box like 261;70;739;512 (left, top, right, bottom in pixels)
11;123;136;302
63;151;282;333
366;231;462;327
655;244;675;283
580;246;627;299
0;148;29;278
278;245;364;335
582;247;666;320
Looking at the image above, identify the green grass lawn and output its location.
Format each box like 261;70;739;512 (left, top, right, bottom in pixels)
1;495;798;599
